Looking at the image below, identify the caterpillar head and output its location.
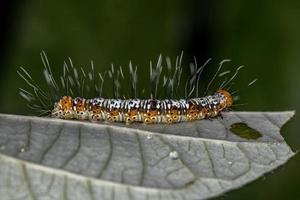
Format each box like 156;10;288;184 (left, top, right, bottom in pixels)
217;89;233;108
60;96;73;110
52;96;74;119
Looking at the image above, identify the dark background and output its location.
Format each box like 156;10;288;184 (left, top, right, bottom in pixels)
0;0;299;199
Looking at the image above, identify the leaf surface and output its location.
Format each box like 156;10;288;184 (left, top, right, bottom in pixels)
0;112;295;200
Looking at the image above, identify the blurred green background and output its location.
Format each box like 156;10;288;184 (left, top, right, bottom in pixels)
0;0;299;199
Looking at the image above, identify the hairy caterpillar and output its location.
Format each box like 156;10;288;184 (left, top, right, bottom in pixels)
18;51;255;124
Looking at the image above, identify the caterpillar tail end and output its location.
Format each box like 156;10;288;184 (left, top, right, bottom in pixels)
217;88;233;108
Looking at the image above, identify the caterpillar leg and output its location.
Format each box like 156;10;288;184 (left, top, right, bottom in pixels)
143;110;159;124
218;112;224;119
166;108;180;123
106;109;119;122
125;109;139;125
186;104;199;121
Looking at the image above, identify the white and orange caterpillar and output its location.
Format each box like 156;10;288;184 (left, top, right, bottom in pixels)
18;51;253;124
52;89;233;124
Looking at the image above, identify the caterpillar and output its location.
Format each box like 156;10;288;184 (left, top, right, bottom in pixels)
51;88;232;124
18;51;255;124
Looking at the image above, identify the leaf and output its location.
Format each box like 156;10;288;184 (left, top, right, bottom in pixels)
0;112;295;200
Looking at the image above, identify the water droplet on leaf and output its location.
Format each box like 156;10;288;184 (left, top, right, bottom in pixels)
20;147;26;153
169;151;179;160
147;134;153;140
